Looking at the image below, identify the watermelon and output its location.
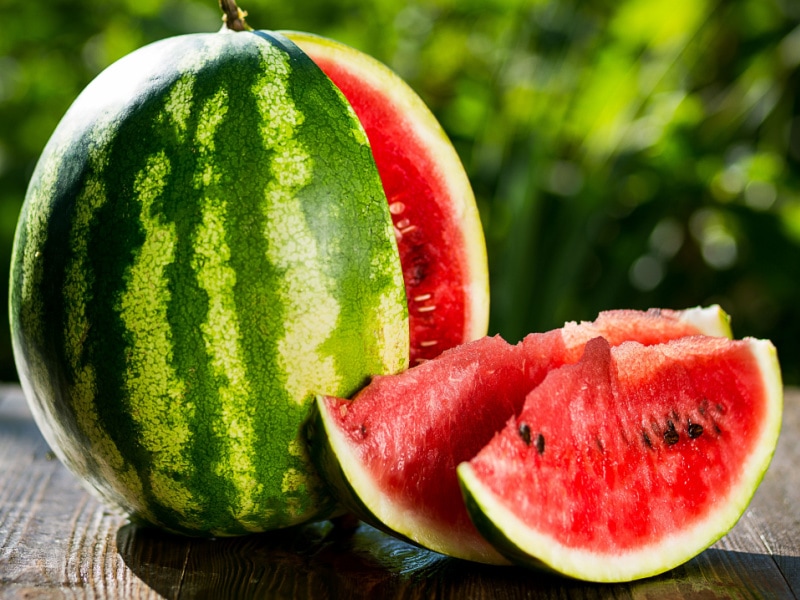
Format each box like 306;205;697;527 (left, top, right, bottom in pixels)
309;306;733;563
283;32;489;364
9;11;486;535
459;335;782;582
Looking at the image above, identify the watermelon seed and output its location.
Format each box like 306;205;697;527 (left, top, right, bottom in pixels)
419;340;438;347
518;423;532;446
360;424;367;438
687;421;704;439
642;430;653;448
535;433;545;455
664;421;679;446
389;201;405;215
418;305;437;313
414;293;432;302
396;218;411;229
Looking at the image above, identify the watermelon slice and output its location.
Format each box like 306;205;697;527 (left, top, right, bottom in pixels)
459;335;782;582
284;31;490;363
309;306;733;564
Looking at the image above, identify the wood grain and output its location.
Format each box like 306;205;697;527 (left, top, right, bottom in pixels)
1;384;798;599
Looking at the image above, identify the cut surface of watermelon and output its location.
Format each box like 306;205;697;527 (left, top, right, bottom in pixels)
284;31;489;363
309;306;733;563
458;335;783;582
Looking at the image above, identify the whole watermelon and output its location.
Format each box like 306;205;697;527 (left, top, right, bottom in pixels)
9;27;409;535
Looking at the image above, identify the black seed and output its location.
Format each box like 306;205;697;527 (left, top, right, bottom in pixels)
664;420;679;446
687;421;704;439
534;433;545;455
518;423;532;446
360;424;367;437
642;430;653;448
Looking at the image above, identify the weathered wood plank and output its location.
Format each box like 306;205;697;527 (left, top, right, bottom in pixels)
733;385;800;598
0;385;159;598
1;385;798;599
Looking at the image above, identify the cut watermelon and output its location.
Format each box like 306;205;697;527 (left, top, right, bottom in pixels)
284;32;490;363
309;306;733;563
459;335;783;582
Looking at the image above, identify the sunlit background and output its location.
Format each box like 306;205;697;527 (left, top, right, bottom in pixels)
2;0;800;382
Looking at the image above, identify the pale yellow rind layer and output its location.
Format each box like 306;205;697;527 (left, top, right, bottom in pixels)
676;304;733;339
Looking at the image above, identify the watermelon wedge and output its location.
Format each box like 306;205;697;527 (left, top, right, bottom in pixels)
309;306;733;563
284;32;490;363
458;335;783;582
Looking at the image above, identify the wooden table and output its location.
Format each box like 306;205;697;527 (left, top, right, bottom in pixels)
1;383;798;599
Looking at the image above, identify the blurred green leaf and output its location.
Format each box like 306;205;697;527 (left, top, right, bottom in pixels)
1;0;799;383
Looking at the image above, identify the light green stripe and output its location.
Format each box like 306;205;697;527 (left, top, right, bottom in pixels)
373;278;409;372
12;135;78;487
117;150;201;523
190;89;263;529
15;136;69;358
61;142;150;513
253;42;341;409
159;74;194;142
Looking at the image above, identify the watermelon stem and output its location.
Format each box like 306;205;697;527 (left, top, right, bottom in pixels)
219;0;251;31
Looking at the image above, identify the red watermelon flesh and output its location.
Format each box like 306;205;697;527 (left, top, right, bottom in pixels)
284;32;489;364
459;335;782;581
310;306;732;564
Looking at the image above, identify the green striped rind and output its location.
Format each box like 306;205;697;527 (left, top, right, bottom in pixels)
9;30;408;535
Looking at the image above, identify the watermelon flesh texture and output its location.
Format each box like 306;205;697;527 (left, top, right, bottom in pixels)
459;335;783;582
311;306;733;564
285;32;490;363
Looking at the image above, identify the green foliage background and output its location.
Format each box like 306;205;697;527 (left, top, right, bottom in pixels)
1;0;800;382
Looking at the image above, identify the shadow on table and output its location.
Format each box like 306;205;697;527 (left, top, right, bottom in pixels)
116;520;796;599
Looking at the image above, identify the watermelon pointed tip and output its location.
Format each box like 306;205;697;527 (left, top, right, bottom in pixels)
677;304;733;339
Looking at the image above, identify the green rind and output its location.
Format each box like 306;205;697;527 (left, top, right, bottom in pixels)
10;30;408;535
458;471;555;574
457;338;783;582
